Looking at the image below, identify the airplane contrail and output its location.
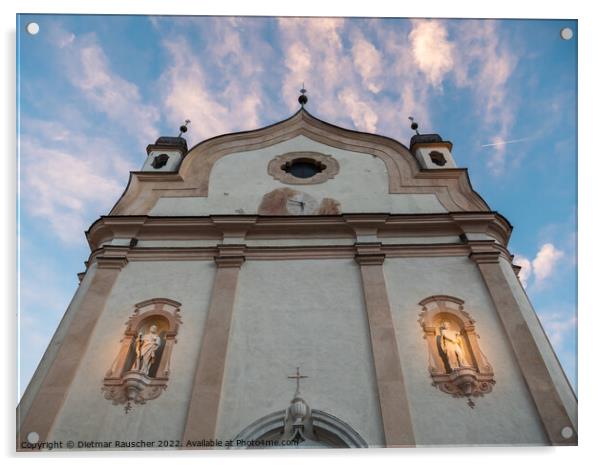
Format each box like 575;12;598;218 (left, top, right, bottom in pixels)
481;137;531;148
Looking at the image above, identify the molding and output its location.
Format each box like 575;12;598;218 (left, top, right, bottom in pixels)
96;256;128;269
214;256;245;268
469;251;500;264
355;254;385;266
267;151;340;185
130;172;184;182
86;212;513;252
85;243;508;265
410;141;453;154
231;409;369;448
418;295;465;307
84;237;519;271
108;109;490;216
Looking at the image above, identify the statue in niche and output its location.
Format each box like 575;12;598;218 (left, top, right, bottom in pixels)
418;296;495;404
132;324;162;375
437;321;470;370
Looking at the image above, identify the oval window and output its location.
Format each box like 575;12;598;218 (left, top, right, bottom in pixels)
282;158;325;179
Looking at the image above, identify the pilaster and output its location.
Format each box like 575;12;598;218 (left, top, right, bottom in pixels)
354;243;415;447
181;246;245;447
469;245;577;445
17;254;128;449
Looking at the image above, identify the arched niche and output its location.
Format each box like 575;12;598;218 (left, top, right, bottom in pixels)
418;295;495;401
102;298;182;411
232;410;368;449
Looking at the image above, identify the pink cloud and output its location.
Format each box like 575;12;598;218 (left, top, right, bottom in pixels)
515;243;565;289
351;31;384;93
409;19;455;89
59;32;160;145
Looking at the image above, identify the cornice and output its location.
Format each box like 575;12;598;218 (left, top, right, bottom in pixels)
85;241;511;268
96;256;129;270
86;212;513;252
130;172;184;182
410;141;453;154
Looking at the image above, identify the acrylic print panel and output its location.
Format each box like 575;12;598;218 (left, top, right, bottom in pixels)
16;14;577;451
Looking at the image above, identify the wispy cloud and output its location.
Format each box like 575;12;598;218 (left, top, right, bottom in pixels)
58;30;160;145
337;87;379;133
451;20;518;174
351;30;384;94
20;125;129;243
157;18;276;142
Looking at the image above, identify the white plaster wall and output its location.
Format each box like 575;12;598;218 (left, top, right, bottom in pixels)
150;135;447;216
217;259;385;447
498;257;577;427
384;257;549;446
49;260;216;445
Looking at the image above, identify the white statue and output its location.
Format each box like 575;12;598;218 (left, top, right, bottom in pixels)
132;325;162;375
438;321;470;370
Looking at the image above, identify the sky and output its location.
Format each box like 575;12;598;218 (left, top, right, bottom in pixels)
16;15;577;399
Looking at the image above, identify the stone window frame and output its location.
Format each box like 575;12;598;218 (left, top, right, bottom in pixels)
418;295;495;400
102;298;182;411
267;151;340;185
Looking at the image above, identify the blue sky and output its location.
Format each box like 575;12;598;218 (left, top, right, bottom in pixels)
16;15;577;398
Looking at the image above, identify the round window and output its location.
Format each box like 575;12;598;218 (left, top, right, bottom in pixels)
282;158;325;179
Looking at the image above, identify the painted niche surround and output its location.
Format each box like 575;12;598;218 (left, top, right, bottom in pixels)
102;298;182;412
418;295;495;401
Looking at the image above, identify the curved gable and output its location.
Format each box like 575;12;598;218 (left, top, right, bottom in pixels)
110;109;489;216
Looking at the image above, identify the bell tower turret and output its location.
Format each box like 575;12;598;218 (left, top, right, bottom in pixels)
141;120;190;172
408;117;457;169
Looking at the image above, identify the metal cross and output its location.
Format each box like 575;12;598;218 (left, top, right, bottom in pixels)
288;366;308;396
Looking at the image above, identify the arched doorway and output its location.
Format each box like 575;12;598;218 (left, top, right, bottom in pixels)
232;409;368;449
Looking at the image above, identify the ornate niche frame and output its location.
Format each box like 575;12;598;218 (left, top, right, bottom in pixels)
102;298;182;412
267;151;340;185
418;295;495;403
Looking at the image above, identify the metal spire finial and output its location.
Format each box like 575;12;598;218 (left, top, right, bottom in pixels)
298;83;308;107
178;119;191;138
408;116;420;135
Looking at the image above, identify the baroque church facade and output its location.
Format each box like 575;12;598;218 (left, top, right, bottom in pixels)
17;95;577;449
